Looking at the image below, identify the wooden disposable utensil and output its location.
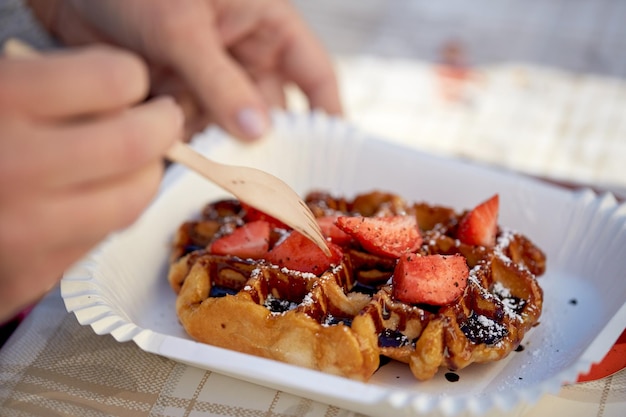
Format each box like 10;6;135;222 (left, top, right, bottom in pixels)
165;142;330;254
3;38;330;255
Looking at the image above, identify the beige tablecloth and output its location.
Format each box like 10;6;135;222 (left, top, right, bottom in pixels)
0;287;624;417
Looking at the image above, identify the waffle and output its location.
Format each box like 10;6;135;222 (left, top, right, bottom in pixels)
168;191;545;381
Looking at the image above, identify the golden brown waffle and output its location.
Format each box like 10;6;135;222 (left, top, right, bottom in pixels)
168;190;545;381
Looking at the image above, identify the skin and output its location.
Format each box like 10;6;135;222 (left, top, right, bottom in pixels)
0;46;183;322
0;0;341;323
28;0;343;141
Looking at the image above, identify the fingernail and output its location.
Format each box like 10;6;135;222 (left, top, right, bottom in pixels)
236;107;269;140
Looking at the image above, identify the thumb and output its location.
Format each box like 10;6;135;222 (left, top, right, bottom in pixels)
70;0;272;141
200;50;272;141
159;27;270;141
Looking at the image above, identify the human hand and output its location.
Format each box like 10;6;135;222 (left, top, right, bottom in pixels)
0;46;183;322
29;0;342;141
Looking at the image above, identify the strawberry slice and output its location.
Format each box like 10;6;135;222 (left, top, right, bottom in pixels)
393;253;469;305
316;215;353;246
457;194;499;247
335;215;422;258
241;202;288;229
209;220;270;259
266;231;343;275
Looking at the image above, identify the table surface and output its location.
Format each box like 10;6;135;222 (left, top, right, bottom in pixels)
2;1;626;416
292;0;626;198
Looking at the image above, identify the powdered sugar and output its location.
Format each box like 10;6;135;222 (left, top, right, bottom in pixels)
460;311;508;346
468;267;523;321
279;266;318;279
264;294;298;315
494;228;533;275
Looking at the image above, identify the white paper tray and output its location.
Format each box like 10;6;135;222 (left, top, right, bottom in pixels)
61;111;626;417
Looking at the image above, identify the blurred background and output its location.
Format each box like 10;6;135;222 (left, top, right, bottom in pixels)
290;0;626;198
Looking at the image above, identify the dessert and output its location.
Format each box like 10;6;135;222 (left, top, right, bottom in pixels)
168;190;545;382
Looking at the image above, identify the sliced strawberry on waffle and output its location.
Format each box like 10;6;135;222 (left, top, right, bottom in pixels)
335;215;422;258
266;231;344;275
457;194;499;247
393;253;469;305
316;215;353;246
241;202;289;229
209;220;270;259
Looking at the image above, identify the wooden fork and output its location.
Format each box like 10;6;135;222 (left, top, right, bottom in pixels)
165;142;329;254
3;38;330;255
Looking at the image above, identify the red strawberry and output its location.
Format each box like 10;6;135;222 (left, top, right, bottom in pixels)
241;202;288;229
393;254;469;305
457;194;499;247
335;215;422;258
266;231;344;275
316;215;353;246
209;220;270;259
